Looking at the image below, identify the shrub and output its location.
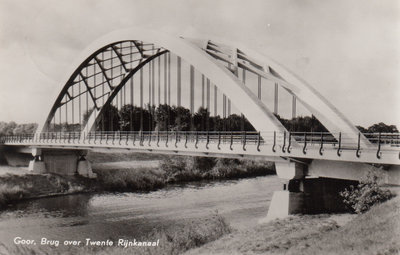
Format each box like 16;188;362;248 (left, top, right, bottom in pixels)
95;168;165;191
161;156;275;182
340;169;394;214
0;184;26;208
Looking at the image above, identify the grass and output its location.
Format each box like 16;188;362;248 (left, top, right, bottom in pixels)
160;156;275;183
285;193;400;255
185;195;400;255
0;183;26;207
87;151;167;163
0;174;96;208
0;213;231;255
94;168;165;192
90;153;275;193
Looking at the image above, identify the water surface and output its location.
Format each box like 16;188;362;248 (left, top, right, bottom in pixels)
0;175;281;244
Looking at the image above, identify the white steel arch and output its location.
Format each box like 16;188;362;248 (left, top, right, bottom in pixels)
37;28;369;147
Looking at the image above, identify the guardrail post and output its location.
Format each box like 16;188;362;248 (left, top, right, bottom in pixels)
206;131;210;149
165;130;169;147
376;132;382;159
242;131;246;151
148;132;152;146
319;132;324;156
356;132;361;158
272;131;276;152
157;131;160;147
230;132;233;150
185;131;188;148
303;133;307;154
217;132;221;150
195;131;199;149
337;132;342;157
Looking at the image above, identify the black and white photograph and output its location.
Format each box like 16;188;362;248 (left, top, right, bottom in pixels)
0;0;399;254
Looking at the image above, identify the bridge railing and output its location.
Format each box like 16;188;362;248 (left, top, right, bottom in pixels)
1;131;399;160
83;131;264;147
0;133;35;144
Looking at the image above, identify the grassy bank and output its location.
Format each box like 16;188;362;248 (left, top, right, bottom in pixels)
0;174;97;209
0;213;231;255
87;151;167;163
161;156;275;182
185;195;400;255
91;155;275;192
0;152;275;206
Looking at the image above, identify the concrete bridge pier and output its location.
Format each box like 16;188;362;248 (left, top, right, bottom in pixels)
262;160;358;222
28;148;96;178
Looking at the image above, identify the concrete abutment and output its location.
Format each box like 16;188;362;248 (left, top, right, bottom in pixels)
28;148;96;178
263;159;367;222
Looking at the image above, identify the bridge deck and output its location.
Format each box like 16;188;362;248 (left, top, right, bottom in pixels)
1;131;399;165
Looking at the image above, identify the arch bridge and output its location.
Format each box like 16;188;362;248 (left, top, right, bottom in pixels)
1;29;399;220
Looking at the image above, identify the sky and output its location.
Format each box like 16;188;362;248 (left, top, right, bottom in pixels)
0;0;399;128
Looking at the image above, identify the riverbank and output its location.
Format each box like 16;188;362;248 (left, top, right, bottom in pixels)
185;192;400;255
1;184;398;255
0;155;398;254
0;212;232;255
0;173;98;208
0;151;275;207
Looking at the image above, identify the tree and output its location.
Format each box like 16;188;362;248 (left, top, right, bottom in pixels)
222;114;255;132
209;115;223;131
274;114;328;133
155;104;174;131
0;121;17;135
13;123;38;134
96;105;120;131
173;106;191;131
118;104;153;131
118;104;135;131
356;125;368;133
367;122;398;133
193;107;210;131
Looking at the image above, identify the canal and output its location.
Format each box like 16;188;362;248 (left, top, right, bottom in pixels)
0;175;281;244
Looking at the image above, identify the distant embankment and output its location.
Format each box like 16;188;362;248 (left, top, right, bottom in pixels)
0;151;275;207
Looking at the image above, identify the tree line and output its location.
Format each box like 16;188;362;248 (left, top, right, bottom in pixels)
94;104;255;132
0;122;38;136
0;105;397;135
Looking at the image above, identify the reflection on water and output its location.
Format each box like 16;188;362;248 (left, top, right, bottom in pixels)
0;175;280;244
